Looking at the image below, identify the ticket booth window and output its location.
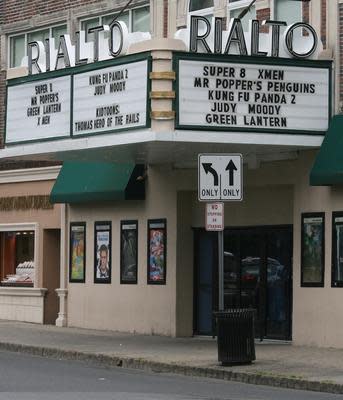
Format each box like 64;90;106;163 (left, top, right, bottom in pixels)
1;231;35;286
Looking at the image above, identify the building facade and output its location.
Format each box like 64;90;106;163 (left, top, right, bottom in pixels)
0;0;342;348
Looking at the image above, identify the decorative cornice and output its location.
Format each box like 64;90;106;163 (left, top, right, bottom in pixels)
0;166;61;184
0;287;47;297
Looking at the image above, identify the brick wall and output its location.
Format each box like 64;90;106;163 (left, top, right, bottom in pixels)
302;0;309;24
256;7;270;34
321;0;326;49
164;0;168;37
3;0;137;25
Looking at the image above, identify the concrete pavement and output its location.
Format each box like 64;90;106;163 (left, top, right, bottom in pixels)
0;320;343;394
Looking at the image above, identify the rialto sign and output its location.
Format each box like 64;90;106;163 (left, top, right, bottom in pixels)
27;21;150;75
173;17;330;135
175;16;321;59
27;16;321;75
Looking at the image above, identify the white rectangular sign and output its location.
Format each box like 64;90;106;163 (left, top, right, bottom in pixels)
73;60;148;136
178;59;330;133
198;154;243;202
6;76;71;143
206;202;224;231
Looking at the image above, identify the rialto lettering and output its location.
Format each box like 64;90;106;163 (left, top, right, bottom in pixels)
175;17;320;60
27;22;150;75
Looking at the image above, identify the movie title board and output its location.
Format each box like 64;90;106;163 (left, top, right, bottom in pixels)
6;76;71;143
177;58;330;133
73;60;148;136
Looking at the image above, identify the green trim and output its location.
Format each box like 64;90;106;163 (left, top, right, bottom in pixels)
70;69;74;138
310;115;343;186
173;52;332;136
50;162;145;204
146;56;152;130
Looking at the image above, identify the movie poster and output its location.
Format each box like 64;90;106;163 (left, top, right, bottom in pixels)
94;222;111;283
120;221;138;284
147;219;166;284
70;223;86;282
301;214;324;286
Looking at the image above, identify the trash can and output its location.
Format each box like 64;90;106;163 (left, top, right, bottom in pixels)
214;309;256;365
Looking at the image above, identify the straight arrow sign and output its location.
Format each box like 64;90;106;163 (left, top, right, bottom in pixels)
226;160;237;186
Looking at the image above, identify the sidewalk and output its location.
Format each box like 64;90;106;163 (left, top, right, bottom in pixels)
0;320;343;394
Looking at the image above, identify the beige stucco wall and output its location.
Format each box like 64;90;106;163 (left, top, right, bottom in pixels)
191;185;294;227
67;165;178;336
63;153;343;346
292;150;343;348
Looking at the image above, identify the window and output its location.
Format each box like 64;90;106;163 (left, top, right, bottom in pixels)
228;0;256;31
9;25;67;68
81;6;150;43
1;231;35;287
274;0;302;25
189;0;214;12
332;213;343;287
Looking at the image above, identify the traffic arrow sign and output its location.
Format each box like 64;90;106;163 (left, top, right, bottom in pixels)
198;154;243;202
202;163;219;186
226;160;237;186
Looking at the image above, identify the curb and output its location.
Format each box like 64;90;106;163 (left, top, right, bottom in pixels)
0;341;342;395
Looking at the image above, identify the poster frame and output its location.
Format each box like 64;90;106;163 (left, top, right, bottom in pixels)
69;222;86;283
301;212;325;287
120;220;138;284
94;221;112;284
147;219;167;285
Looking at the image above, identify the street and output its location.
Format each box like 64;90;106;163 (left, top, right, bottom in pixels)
0;350;340;400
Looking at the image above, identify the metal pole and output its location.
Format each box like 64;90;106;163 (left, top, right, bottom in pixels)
218;230;224;311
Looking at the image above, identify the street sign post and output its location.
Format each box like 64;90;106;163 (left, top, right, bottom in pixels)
198;154;243;202
198;154;243;312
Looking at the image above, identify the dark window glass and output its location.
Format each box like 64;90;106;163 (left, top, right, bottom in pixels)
189;0;214;11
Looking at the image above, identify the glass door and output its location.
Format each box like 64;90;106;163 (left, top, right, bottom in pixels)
266;228;292;339
223;226;292;340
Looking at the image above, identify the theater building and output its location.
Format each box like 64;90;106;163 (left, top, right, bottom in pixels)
0;0;342;348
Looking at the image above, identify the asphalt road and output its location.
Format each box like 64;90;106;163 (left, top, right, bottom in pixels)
0;350;341;400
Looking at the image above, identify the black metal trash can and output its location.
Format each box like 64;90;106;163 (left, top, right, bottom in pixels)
214;309;256;365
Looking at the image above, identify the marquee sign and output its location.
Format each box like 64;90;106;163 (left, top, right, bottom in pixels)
73;60;148;136
5;54;150;145
6;76;71;144
175;53;331;134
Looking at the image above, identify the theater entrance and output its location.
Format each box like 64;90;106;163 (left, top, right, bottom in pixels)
194;226;293;340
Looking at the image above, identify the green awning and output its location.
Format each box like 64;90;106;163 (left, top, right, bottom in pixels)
50;162;145;203
310;115;343;186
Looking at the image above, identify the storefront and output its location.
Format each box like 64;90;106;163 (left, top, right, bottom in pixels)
2;1;343;348
0;167;61;324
